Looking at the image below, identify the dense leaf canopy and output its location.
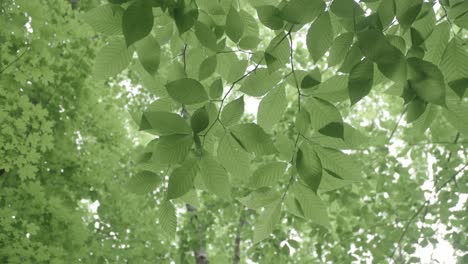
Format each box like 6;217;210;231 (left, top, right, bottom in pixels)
1;0;467;263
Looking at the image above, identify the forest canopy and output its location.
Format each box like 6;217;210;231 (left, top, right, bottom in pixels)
1;0;467;263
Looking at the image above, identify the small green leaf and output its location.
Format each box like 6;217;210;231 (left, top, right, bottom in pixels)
257;85;287;131
140;111;191;135
159;201;177;239
306;97;344;139
154;134;193;165
221;96;244;126
167;158;198;200
82;4;124;35
296;143;322;193
407;58;446;106
253;201;282;243
191;107;210;133
239;188;281;210
256;5;284;30
249;162;287;189
307;12;333;62
330;0;364;17
195;21;219;51
136;35;160;75
328;32;354;67
209;78;224;99
166;78;209;105
199;55;217;80
226;7;244;43
230;123;277;156
395;0;423;28
218;133;251;184
200;155;232;199
348;59;374;105
122;1;153;46
406;98;427;123
240;68;281;97
128;171;160;194
300;69;321;89
280;0;325;24
93;37;133;80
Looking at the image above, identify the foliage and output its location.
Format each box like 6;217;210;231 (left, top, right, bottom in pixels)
1;0;468;263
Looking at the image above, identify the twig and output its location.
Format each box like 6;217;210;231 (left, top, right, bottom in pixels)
0;48;29;74
388;105;408;143
390;164;468;260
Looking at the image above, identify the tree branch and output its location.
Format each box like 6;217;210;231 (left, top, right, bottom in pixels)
0;48;29;74
187;204;209;264
390;164;468;260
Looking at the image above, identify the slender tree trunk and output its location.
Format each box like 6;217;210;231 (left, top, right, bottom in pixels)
186;204;209;264
233;209;245;264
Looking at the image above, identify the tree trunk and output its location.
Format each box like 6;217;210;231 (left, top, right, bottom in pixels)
233;209;245;264
186;204;209;264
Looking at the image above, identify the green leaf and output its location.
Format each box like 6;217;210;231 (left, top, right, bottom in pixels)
265;33;290;73
424;22;450;65
295;109;311;135
221;96;244;126
406;98;427;123
209;78;224;99
306;97;344;139
256;5;284;30
173;6;198;34
357;29;407;83
167;158;198;200
328;32;354;67
199;55;217;81
159;201;177;239
140;111;191;135
199;155;232;199
315;147;361;192
257;85;287;132
82;4;124;35
239;188;281;210
253;201;281;244
225;7;244;43
348;58;374;105
218;133;251;184
122;1;153;46
195;21;219;51
191;107;210;133
411;104;438;133
407;58;446;106
230;123;278;156
300;69;322;89
440;38;468;83
448;78;468;99
291;183;329;227
249;162;287;189
240;68;281;97
338;44;363;73
330;0;364;17
296;142;322;193
166;78;209;105
444;91;468;135
310;75;349;102
93;37;133;80
280;0;325;24
395;0;423;28
306;12;333;62
128;171;160;194
136;35;160;75
154;134;193;165
377;0;395;29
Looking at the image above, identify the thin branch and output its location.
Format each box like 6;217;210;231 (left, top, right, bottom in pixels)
390;164;468;260
182;44;187;72
388;105;408;143
0;48;29;74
